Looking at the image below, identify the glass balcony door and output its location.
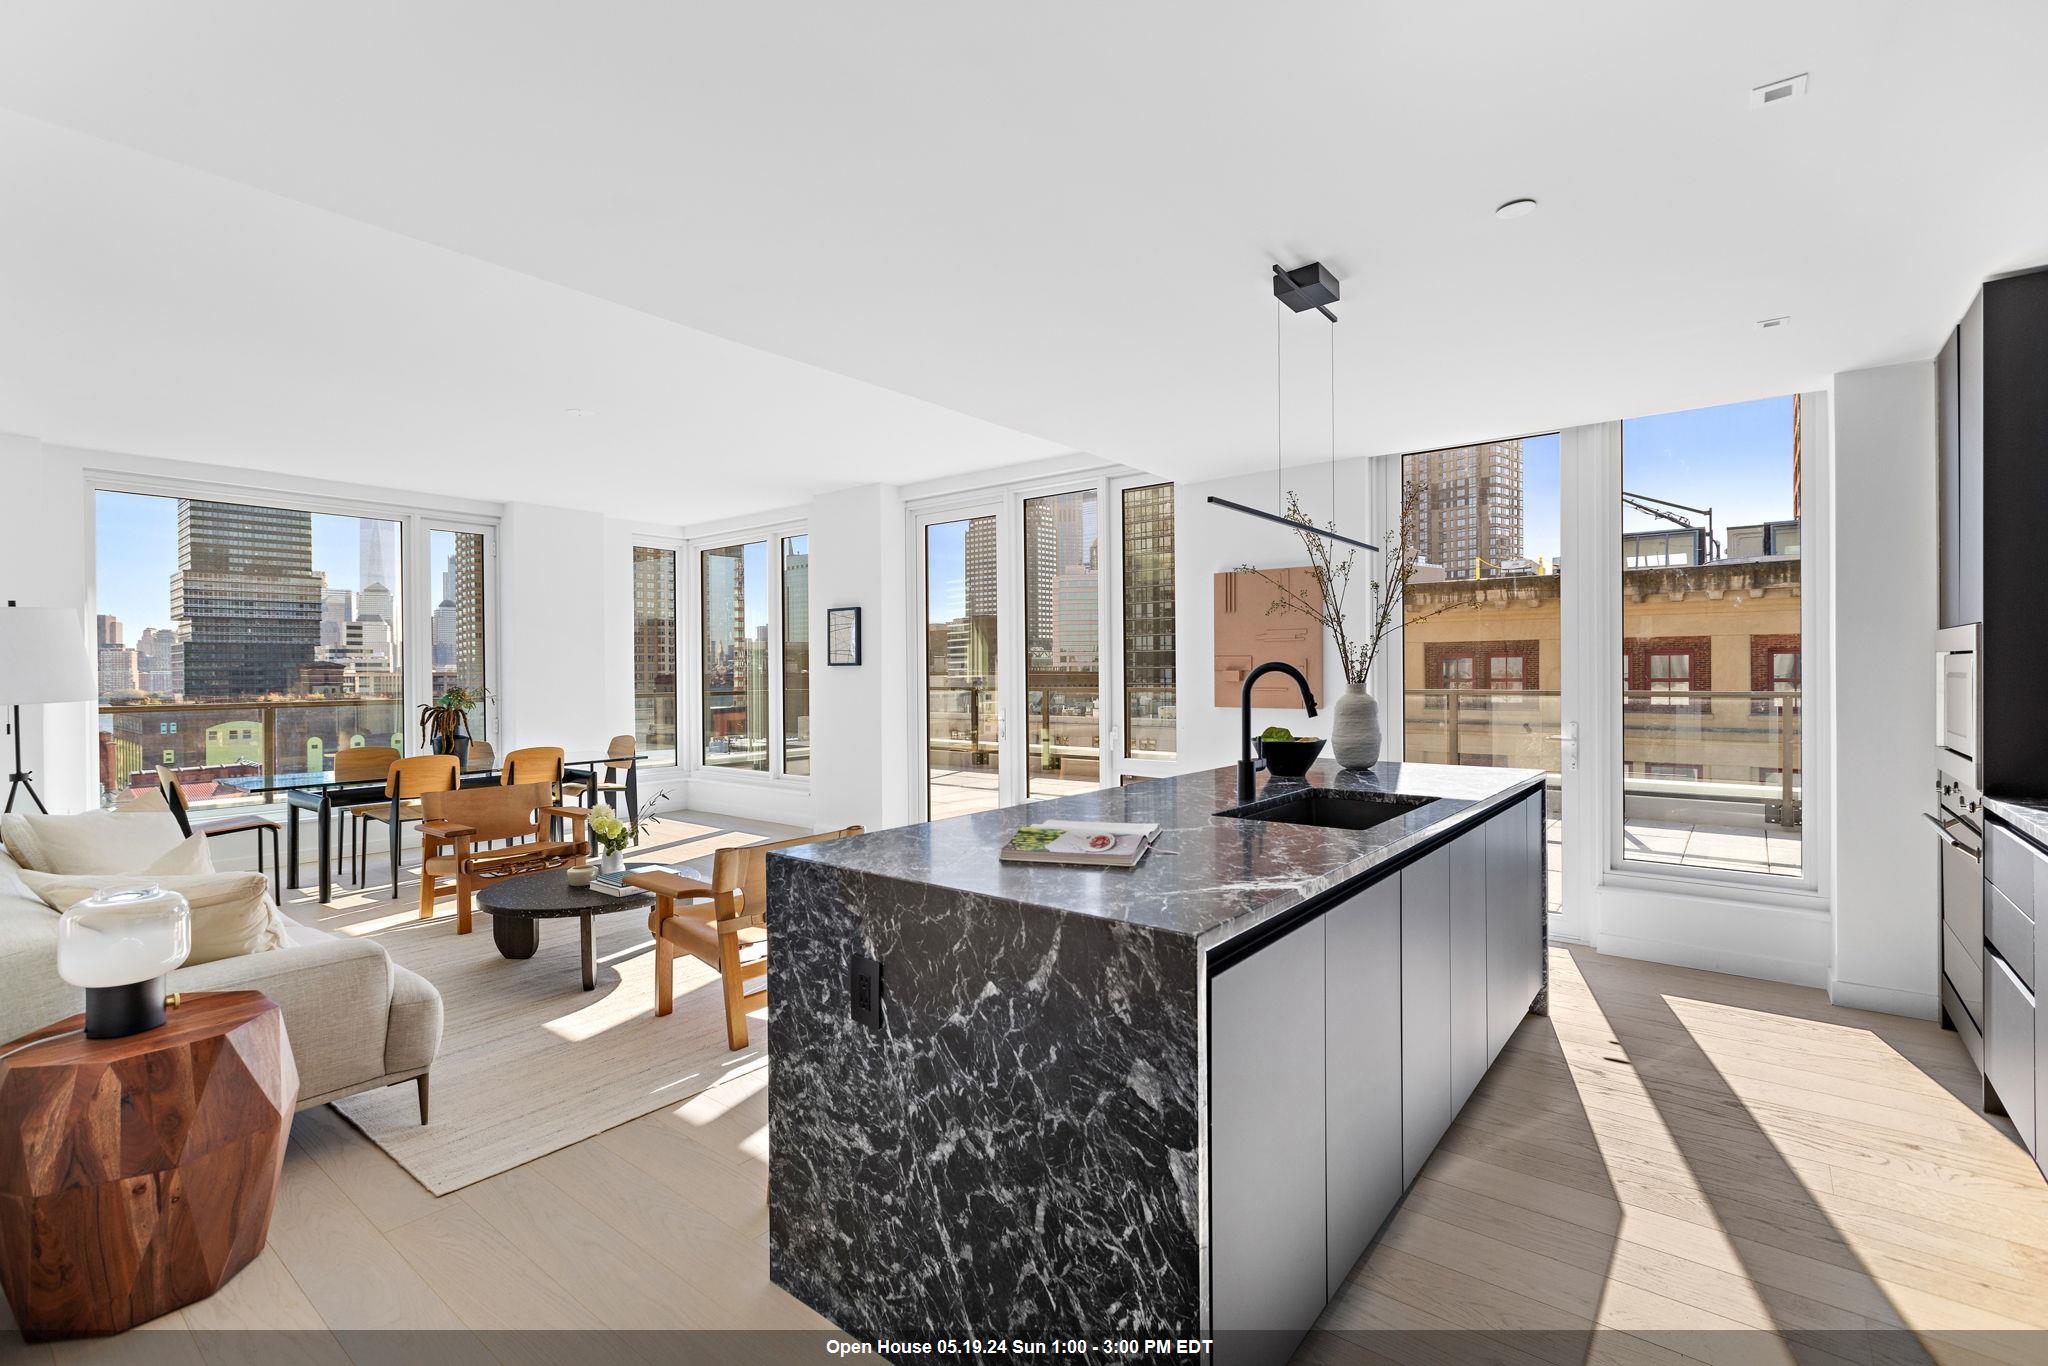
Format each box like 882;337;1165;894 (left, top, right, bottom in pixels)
914;479;1115;822
920;505;1006;820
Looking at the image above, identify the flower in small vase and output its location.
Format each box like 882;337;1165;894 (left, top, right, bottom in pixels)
589;803;631;856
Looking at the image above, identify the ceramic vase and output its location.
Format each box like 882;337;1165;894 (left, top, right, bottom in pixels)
599;850;626;876
1331;682;1382;770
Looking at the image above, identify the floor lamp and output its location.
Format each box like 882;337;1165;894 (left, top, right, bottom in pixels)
0;603;95;814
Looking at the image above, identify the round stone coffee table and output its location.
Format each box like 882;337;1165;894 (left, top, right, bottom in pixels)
476;868;654;991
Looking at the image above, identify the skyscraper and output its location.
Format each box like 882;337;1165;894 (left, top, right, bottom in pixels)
359;520;396;601
449;532;487;696
1403;441;1526;580
171;500;324;698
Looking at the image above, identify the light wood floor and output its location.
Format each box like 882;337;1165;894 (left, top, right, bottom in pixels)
9;852;2048;1362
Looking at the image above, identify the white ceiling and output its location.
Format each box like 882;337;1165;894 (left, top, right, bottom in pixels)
3;1;2046;521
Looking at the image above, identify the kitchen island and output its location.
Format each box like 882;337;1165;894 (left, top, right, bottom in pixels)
766;760;1547;1363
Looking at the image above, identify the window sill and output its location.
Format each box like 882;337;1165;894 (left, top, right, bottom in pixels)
685;766;813;793
1599;861;1826;915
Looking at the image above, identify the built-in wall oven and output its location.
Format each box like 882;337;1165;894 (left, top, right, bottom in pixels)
1934;624;1987;1062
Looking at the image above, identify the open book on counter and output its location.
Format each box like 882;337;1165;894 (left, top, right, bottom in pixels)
998;821;1161;869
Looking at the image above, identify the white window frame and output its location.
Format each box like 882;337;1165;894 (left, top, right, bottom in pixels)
1371;396;1832;961
902;463;1143;815
627;536;684;769
684;517;812;790
86;469;501;782
1108;474;1181;781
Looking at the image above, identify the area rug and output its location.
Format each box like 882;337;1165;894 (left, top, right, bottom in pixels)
331;902;767;1195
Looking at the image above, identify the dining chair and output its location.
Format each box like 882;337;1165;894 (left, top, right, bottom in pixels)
561;734;639;838
154;767;282;903
356;754;459;899
499;746;566;798
417;782;591;932
628;825;864;1049
333;746;401;886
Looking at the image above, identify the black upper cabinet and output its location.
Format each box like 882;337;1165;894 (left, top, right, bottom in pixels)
1948;269;2048;796
1937;325;1961;628
1958;291;1986;627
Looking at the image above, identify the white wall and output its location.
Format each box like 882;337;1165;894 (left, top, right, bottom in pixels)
806;483;911;833
1172;459;1381;772
1827;361;1939;1017
0;434;95;814
497;502;615;757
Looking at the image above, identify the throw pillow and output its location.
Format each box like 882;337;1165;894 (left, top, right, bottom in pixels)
0;809;191;875
144;833;215;877
21;871;291;967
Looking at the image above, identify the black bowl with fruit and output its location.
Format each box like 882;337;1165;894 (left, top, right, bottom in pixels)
1254;726;1326;778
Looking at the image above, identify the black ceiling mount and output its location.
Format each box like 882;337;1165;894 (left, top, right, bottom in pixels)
1272;261;1339;321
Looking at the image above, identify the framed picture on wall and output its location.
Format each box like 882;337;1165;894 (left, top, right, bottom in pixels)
827;607;862;666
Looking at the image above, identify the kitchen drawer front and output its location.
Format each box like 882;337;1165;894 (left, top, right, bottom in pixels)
1986;821;2040;919
1988;882;2036;993
1986;950;2036;1154
1946;922;1985;1029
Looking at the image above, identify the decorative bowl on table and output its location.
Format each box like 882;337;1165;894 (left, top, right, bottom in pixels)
1255;736;1326;778
566;865;596;889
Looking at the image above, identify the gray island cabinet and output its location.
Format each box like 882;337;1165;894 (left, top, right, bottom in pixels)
767;761;1546;1362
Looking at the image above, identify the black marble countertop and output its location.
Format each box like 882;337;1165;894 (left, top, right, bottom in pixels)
1985;797;2048;850
776;760;1545;949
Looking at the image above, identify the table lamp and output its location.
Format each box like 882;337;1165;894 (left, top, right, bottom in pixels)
57;884;192;1038
0;602;96;814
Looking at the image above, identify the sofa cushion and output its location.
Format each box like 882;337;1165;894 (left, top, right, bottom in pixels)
21;871;290;966
0;809;196;875
145;833;215;876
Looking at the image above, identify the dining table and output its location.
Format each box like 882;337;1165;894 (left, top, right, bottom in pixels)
224;749;645;905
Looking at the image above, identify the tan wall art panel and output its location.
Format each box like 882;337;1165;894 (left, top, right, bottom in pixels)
1213;567;1323;708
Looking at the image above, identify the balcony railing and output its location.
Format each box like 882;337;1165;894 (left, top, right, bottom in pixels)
1403;687;1801;827
98;696;407;811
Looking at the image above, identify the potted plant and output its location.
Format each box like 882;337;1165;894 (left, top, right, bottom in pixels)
1238;481;1466;770
417;685;491;766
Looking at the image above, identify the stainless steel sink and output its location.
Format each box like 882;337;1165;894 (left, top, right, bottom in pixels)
1219;789;1438;832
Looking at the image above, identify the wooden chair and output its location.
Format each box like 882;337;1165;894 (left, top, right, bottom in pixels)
417;782;591;933
332;746;400;886
354;754;458;899
628;825;863;1050
154;767;282;902
561;735;639;838
499;746;565;796
466;739;496;772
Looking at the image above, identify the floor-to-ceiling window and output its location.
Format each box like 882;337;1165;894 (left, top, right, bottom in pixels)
1400;435;1563;914
1120;482;1176;763
924;514;1000;818
701;540;770;772
632;545;678;764
428;528;489;737
782;534;810;776
94;489;408;810
1023;488;1100;799
1618;394;1803;877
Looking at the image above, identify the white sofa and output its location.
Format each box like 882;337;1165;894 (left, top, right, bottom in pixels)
0;813;441;1119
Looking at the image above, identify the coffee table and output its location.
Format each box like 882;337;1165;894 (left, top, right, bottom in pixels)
476;867;655;991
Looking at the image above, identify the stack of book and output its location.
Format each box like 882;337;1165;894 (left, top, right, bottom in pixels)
998;821;1161;869
590;866;640;898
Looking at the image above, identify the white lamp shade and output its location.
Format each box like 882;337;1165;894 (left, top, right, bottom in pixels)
0;606;95;703
57;884;191;988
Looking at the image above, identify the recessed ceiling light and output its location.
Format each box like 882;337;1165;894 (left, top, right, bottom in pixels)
1757;316;1791;330
563;407;595;418
1494;198;1539;220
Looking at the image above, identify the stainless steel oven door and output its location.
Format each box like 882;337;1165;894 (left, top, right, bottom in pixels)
1932;810;1985;1028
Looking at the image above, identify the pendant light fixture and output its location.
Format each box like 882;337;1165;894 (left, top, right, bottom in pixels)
1206;261;1380;554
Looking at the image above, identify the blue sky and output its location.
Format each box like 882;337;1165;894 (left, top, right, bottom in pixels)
1508;394;1797;562
95;490;420;639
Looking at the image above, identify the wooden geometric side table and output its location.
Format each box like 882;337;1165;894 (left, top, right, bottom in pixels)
0;991;298;1340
